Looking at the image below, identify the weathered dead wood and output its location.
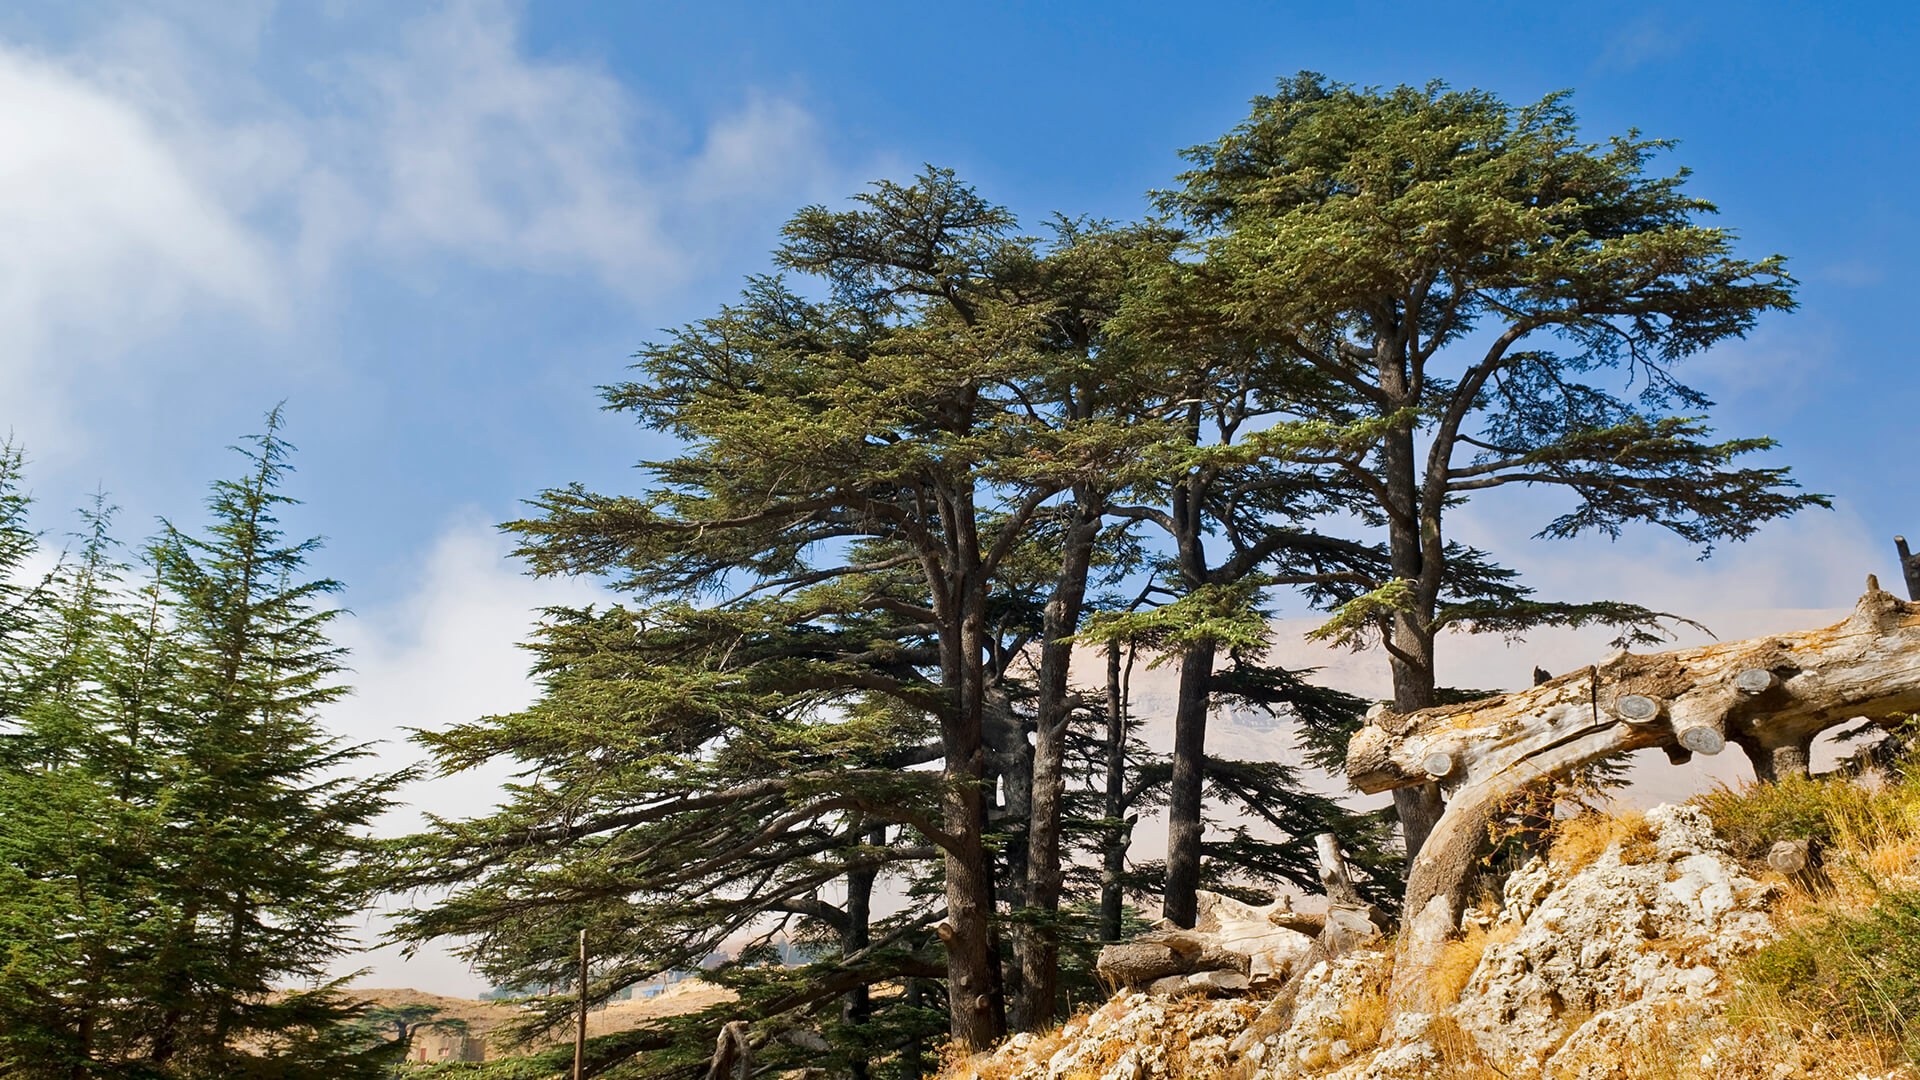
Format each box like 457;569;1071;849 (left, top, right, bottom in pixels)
1267;910;1326;935
1348;581;1920;985
1314;832;1363;907
1094;942;1192;986
1897;536;1920;602
707;1020;752;1080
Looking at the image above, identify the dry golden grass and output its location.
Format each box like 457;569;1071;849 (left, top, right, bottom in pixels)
1535;995;1913;1080
1549;807;1655;874
1425;1014;1509;1079
1335;970;1392;1052
1056;1034;1128;1080
1422;920;1519;1007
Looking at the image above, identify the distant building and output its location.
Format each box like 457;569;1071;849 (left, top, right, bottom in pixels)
412;1029;487;1063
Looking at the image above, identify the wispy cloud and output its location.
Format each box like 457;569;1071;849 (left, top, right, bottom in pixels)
1595;11;1693;71
0;0;858;442
0;40;279;435
323;516;607;993
328;517;607;833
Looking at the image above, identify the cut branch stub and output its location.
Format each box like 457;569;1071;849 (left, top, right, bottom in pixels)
1676;715;1727;756
1350;583;1920;990
1768;839;1809;874
1614;694;1661;723
1313;832;1363;909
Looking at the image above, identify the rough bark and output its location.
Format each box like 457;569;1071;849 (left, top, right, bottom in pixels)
1347;581;1920;986
1383;417;1447;862
1099;642;1132;942
1014;506;1099;1030
842;828;881;1080
1163;636;1215;928
1161;424;1216;930
1897;536;1920;602
937;516;1006;1050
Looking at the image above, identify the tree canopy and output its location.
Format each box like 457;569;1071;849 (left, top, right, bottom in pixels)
1157;74;1825;853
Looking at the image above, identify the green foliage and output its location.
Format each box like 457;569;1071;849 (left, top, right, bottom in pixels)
1695;761;1920;868
1080;581;1276;659
1157;72;1824;725
1697;774;1875;863
1744;889;1920;1060
0;414;400;1079
1707;747;1920;1060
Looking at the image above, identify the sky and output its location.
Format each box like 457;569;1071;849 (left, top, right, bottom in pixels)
3;0;1916;994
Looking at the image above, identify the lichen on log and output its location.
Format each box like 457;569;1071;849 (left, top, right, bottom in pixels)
1347;580;1920;978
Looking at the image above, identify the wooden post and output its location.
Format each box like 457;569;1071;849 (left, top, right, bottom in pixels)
574;928;588;1080
1897;536;1920;602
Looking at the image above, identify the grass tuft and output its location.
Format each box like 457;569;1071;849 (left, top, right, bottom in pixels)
1423;921;1518;1007
1548;807;1655;875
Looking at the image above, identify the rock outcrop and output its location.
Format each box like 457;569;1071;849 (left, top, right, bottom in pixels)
951;804;1843;1080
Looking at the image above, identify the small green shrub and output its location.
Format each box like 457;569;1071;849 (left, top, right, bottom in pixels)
1695;774;1863;860
1743;887;1920;1060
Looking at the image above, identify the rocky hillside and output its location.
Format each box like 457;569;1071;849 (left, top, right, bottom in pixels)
949;802;1918;1080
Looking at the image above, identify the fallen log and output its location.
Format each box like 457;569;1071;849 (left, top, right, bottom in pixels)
1347;580;1920;989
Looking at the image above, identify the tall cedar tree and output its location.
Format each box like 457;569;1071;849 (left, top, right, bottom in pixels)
0;500;172;1078
139;412;399;1076
1163;76;1826;857
402;174;1407;1062
480;172;1210;1050
0;419;398;1078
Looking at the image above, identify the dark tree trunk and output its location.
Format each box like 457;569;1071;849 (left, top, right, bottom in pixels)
1013;507;1098;1030
843;828;882;1080
1099;642;1130;943
937;521;1006;1050
147;894;203;1065
900;979;928;1078
984;686;1032;912
1380;388;1445;861
1162;636;1216;928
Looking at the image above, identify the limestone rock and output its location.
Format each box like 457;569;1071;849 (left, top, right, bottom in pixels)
1453;804;1778;1072
1242;950;1392;1078
957;805;1793;1080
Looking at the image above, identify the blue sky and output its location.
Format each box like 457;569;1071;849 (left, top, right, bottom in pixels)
4;0;1914;990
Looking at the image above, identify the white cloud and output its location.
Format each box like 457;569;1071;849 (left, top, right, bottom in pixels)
0;1;855;440
0;40;278;437
344;1;680;287
328;2;849;293
323;518;606;996
328;517;606;833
